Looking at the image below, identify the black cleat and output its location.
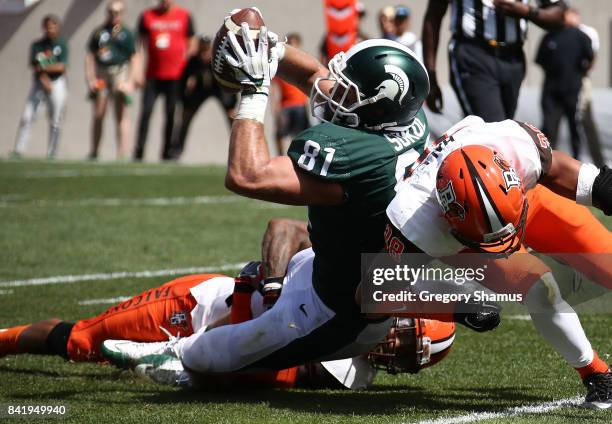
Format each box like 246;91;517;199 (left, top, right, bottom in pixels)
454;301;501;332
583;371;612;409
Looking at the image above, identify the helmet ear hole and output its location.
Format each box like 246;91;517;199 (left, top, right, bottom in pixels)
459;169;464;179
478;160;487;170
499;184;507;194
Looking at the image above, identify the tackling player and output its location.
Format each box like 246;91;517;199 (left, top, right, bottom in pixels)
382;115;612;408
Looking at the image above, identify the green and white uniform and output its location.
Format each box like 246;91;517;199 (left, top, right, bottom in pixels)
288;110;430;312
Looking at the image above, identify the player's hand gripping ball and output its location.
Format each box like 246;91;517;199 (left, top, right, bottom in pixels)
213;7;277;94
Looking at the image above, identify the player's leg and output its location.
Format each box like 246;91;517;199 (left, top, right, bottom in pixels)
563;91;583;159
448;41;505;121
161;80;179;160
523;186;611;407
67;274;214;361
113;91;130;160
540;86;562;149
176;250;391;374
525;185;612;287
89;89;109;160
133;79;159;161
499;55;525;119
46;76;67;158
14;81;44;156
172;92;204;159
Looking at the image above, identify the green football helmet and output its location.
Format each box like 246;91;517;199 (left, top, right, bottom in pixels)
311;39;430;131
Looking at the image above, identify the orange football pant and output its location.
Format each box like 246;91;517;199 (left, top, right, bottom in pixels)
67;274;222;362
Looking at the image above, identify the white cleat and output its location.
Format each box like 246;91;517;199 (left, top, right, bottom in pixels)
101;327;181;368
135;354;192;388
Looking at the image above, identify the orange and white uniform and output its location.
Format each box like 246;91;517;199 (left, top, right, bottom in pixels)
67;274;263;362
386;115;612;371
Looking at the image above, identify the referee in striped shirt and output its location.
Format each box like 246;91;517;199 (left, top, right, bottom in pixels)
423;0;567;122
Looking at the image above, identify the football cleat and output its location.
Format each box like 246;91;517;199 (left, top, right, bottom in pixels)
101;327;181;369
583;371;612;409
454;300;502;333
135;354;192;388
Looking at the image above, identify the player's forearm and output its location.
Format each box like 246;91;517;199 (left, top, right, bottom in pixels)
277;44;328;96
422;0;447;72
43;63;65;74
261;219;310;278
542;150;612;215
84;54;96;86
529;5;566;30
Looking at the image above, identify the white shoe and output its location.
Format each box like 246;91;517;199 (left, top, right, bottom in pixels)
102;327;181;368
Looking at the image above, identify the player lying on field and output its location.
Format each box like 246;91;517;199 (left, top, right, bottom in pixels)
0;219;457;390
378;115;612;409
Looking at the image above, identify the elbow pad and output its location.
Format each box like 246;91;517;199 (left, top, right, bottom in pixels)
593;165;612;215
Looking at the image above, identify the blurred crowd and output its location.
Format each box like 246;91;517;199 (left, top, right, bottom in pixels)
11;0;605;164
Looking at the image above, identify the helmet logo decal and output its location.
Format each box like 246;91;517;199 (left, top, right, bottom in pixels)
475;177;506;232
375;64;410;104
438;180;465;220
493;154;521;191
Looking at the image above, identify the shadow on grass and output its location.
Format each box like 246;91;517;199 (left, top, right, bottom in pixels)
129;383;551;416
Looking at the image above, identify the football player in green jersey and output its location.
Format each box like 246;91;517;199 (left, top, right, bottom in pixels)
105;14;448;376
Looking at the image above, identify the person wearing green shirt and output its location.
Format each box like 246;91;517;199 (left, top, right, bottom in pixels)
13;14;68;159
85;0;137;160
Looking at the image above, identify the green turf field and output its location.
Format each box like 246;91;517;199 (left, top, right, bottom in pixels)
0;159;611;423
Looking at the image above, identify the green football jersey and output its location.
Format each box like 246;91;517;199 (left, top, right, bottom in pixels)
30;37;68;80
287;109;430;312
88;24;135;67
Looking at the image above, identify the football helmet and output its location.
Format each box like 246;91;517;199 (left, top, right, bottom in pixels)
311;39;430;131
368;318;455;374
435;145;528;256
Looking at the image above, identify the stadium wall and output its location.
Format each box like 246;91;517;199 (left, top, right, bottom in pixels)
0;0;610;163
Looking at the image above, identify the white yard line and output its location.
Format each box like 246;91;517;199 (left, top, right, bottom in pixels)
78;296;131;306
0;263;247;288
410;396;582;424
506;314;532;321
4;168;197;179
0;195;243;208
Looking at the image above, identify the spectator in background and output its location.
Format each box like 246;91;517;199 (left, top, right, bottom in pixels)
378;6;396;40
133;0;196;161
170;36;237;160
568;8;605;166
85;0;137;161
13;15;68;159
271;34;310;156
423;0;566;121
394;6;422;61
536;7;594;160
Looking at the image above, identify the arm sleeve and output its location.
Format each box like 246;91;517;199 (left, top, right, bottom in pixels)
513;121;553;177
59;40;69;64
287;129;351;182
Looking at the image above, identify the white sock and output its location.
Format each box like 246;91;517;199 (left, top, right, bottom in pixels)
525;273;593;368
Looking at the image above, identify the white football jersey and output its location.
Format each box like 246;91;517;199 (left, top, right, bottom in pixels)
387;116;549;257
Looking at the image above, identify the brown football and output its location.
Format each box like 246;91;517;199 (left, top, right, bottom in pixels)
212;8;266;93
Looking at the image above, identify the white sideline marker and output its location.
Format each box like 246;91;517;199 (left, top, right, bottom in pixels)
0;263;247;288
410;396;582;424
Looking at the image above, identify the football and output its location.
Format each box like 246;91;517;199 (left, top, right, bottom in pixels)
212;7;266;93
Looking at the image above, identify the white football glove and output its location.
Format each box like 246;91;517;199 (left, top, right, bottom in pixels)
225;23;278;96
